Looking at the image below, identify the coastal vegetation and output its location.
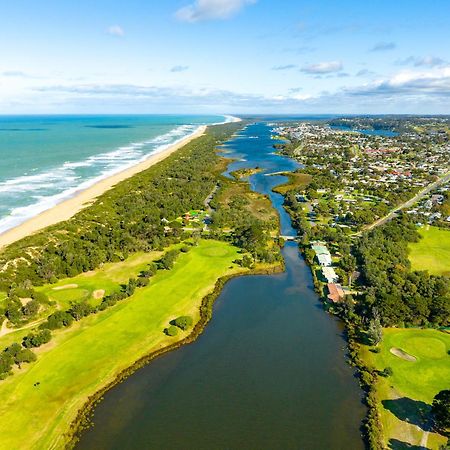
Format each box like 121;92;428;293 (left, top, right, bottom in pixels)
0;121;286;448
0;122;280;331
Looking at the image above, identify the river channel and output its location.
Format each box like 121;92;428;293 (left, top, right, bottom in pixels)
76;122;366;450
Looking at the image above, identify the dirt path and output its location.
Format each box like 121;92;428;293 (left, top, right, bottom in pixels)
0;319;9;337
0;316;46;339
419;429;429;448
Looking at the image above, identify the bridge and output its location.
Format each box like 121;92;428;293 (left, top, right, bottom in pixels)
279;235;299;242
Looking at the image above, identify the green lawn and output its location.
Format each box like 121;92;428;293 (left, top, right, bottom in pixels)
37;249;164;310
362;328;450;449
409;226;450;276
0;250;166;350
0;240;242;450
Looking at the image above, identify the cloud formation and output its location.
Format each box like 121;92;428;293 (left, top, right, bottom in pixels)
175;0;256;22
345;68;450;98
301;61;343;74
107;25;124;37
370;41;396;52
396;55;447;68
170;65;189;72
271;64;297;71
2;71;30;77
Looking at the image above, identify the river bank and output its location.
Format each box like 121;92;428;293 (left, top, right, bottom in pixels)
67;261;283;448
75;122;365;450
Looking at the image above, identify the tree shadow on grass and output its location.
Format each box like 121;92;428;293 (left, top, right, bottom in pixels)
388;438;429;450
382;398;433;432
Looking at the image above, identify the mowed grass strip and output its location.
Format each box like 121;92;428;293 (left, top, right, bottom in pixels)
408;226;450;276
0;240;241;450
363;328;450;449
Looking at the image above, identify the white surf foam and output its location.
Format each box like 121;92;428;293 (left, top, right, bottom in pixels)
0;123;206;235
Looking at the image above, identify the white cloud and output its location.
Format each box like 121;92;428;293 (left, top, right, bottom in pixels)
170;65;189;73
175;0;256;23
397;56;447;68
345;67;450;97
301;61;343;74
370;42;396;52
271;64;297;71
107;25;124;37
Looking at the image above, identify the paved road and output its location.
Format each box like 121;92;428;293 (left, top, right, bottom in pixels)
357;170;450;235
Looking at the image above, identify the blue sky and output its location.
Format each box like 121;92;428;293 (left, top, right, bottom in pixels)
1;0;449;114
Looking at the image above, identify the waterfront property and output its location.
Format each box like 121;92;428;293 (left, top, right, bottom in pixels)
311;243;332;266
327;283;345;303
322;266;339;283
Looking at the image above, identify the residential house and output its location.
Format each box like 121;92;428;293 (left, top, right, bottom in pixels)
327;283;345;303
322;267;339;283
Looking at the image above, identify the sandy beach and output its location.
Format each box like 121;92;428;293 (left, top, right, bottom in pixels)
0;125;208;249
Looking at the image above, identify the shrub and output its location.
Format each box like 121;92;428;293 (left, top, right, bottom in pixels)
172;315;193;331
22;299;40;316
136;277;149;288
41;311;73;330
158;250;180;270
31;291;49;304
22;329;52;348
68;302;94;321
164;325;178;337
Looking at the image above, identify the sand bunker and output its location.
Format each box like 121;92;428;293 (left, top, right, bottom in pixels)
53;284;78;290
92;289;105;299
390;347;417;362
19;297;32;306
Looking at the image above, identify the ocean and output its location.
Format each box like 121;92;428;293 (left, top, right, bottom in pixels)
0;115;227;234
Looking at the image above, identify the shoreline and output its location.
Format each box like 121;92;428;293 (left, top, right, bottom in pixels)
0;125;210;250
66;262;282;449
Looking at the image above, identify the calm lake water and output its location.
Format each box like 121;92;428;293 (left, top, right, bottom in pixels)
76;122;366;450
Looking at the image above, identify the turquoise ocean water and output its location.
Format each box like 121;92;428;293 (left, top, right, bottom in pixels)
0;115;227;234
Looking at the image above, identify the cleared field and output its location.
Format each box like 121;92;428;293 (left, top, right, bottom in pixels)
409;226;450;276
0;240;242;450
362;328;450;449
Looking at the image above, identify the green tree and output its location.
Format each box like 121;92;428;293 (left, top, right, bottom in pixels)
22;329;52;348
164;325;178;337
432;390;450;431
172;316;193;331
367;309;383;345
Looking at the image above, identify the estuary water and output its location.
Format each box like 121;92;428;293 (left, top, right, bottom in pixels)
76;122;365;450
0;115;224;234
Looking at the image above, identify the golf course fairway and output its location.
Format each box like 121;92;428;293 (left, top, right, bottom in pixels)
0;240;242;449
